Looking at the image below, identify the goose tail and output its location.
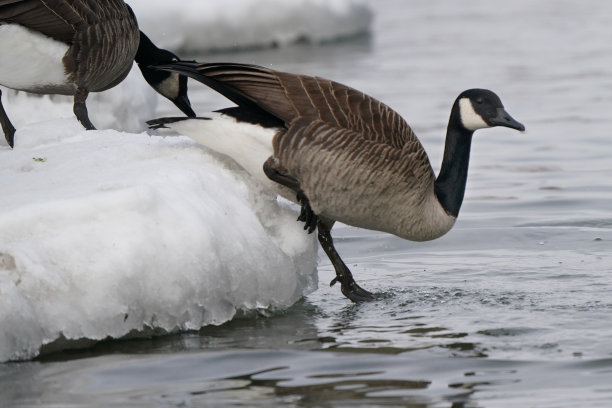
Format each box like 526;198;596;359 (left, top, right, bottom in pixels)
146;116;210;130
150;61;203;78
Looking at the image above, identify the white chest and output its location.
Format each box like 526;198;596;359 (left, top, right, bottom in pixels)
0;24;72;93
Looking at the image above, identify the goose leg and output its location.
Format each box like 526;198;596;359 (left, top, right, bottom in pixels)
263;159;317;233
0;90;16;148
73;87;96;130
317;218;375;302
263;159;374;302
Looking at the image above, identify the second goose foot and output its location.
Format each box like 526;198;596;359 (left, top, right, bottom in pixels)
74;88;96;131
0;90;16;148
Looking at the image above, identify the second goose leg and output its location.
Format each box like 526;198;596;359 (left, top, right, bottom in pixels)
0;90;16;148
73;87;96;130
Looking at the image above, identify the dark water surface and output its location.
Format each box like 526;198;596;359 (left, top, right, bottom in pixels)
3;0;612;406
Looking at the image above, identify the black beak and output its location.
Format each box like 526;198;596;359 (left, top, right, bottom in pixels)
173;93;196;118
489;108;525;131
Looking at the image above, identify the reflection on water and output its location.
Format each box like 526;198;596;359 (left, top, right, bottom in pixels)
2;291;612;406
206;368;432;408
5;340;612;407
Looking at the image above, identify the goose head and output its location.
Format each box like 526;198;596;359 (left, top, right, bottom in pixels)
434;89;525;218
135;32;196;118
455;89;525;132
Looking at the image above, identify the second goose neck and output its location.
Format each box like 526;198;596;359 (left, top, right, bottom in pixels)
134;31;159;65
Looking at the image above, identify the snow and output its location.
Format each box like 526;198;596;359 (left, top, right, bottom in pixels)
0;122;318;362
0;0;374;362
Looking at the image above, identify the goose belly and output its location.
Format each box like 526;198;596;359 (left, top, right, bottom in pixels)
295;149;457;242
312;181;456;241
0;24;73;94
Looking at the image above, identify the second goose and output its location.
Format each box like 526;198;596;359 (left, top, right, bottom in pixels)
0;0;196;148
148;62;525;302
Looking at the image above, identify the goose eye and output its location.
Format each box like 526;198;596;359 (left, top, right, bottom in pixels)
476;98;484;104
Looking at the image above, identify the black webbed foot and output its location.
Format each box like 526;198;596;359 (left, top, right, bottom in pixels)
296;191;318;234
330;275;376;302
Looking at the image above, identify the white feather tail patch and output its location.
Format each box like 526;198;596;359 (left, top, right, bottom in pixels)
162;113;278;185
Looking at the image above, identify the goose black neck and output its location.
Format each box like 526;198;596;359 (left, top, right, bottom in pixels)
434;110;474;218
134;31;160;65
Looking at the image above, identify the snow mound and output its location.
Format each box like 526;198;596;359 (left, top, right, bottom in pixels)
0;124;318;362
0;0;373;362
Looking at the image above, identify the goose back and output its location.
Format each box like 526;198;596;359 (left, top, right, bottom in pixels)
0;0;139;93
192;63;420;149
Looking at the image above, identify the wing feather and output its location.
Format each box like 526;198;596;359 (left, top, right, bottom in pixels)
0;0;134;43
157;61;423;151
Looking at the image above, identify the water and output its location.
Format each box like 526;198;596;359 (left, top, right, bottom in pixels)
2;0;612;406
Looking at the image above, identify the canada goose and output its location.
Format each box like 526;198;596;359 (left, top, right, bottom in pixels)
0;0;196;148
148;62;525;302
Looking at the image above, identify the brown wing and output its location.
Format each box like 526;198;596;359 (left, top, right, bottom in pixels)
62;1;139;91
275;70;416;150
158;62;421;151
0;0;132;43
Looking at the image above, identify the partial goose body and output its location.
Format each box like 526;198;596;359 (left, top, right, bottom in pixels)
149;62;525;302
0;23;72;94
0;0;195;148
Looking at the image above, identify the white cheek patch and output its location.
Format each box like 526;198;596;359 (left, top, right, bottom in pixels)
459;98;489;131
156;72;180;100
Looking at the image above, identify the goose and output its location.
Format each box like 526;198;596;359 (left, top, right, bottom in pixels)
148;61;525;302
0;0;196;148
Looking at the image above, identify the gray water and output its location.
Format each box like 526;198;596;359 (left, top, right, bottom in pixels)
2;0;612;406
